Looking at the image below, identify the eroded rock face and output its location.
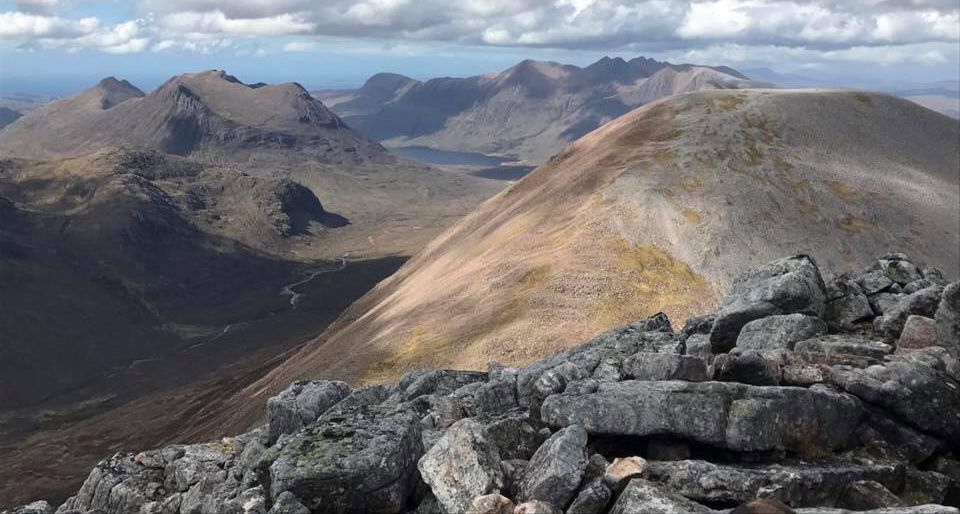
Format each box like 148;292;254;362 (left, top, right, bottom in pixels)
24;252;960;514
267;405;423;513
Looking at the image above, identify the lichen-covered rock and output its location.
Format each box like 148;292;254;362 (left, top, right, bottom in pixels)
266;380;351;443
608;479;711;514
621;353;709;381
859;270;896;295
904;470;952;506
936;283;960;360
871;293;906;316
418;418;505;514
401;370;488;401
541;380;862;454
898;316;939;350
831;347;960;442
826;293;875;330
877;255;923;286
736;314;827;351
794;335;893;361
517;424;587;508
642;459;904;507
566;482;611;514
882;286;944;343
710;255;827;353
267;491;309;514
715;350;781;386
838;480;903;510
267;405;423;514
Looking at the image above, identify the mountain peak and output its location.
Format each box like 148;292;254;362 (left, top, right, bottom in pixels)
90;76;144;109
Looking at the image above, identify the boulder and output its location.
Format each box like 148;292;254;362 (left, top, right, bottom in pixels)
882;286;944;343
267;406;423;514
267;492;309;514
715;350;781;386
825;293;875;330
871;293;906;316
831;348;960;441
837;480;903;510
603;457;646;492
266;380;351;443
541;381;862;454
418;418;505;514
642;459;904;507
467;494;514;514
735;314;827;351
904;470;951;506
877;256;923;285
795;507;959;514
794;335;893;361
566;482;611;514
608;479;711;514
621;353;709;381
517;425;588;508
402;370;488;401
4;502;53;514
710;255;827;353
936;283;960;360
898;316;939;350
859;270;895;295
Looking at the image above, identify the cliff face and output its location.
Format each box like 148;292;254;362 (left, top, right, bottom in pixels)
10;252;960;514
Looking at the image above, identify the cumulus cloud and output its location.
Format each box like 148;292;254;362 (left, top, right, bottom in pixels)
0;0;957;72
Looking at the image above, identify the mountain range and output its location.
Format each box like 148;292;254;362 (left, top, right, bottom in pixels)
317;56;761;163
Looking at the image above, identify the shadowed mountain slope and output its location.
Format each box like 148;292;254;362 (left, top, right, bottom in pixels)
318;56;760;162
207;89;959;431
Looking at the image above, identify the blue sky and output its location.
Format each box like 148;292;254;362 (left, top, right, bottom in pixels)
1;1;958;96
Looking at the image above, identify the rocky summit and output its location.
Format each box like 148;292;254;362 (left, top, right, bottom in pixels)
5;252;960;514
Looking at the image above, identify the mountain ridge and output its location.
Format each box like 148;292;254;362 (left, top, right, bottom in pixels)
318;55;762;162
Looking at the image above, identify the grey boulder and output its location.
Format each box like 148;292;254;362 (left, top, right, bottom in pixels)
710;255;827;353
418;418;505;514
267;405;423;514
936;283;960;360
517;424;588;508
608;479;711;514
266;380;351;443
735;314;827;351
541;380;862;454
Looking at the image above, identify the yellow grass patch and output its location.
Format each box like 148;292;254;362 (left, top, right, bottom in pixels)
826;180;858;200
838;215;876;233
682;208;703;224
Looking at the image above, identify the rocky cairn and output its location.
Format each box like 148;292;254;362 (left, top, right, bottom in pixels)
7;253;960;514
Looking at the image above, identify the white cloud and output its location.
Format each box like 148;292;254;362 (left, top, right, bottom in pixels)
0;0;957;76
0;11;99;38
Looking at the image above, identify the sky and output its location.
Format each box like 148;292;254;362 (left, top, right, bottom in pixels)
0;0;958;96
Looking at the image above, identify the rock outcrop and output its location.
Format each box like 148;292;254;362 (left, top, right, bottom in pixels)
6;253;958;514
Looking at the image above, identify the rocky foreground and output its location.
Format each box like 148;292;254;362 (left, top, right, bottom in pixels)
6;253;960;514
